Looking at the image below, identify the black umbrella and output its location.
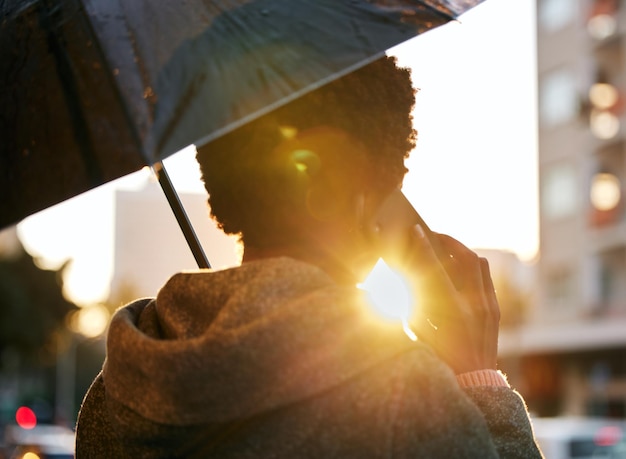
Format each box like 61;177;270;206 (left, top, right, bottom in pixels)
1;0;485;267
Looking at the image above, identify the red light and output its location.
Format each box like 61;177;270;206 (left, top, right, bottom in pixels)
15;406;37;429
595;425;622;447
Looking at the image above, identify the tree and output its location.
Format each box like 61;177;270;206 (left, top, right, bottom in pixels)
0;245;77;364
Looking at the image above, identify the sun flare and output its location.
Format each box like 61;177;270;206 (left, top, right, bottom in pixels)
358;258;417;341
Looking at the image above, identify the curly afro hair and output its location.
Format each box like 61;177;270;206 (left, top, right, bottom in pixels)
196;55;416;248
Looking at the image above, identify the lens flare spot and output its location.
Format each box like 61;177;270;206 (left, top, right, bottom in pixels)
291;149;320;175
279;125;298;139
358;258;417;341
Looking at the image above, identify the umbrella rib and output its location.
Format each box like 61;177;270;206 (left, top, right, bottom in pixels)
37;1;103;187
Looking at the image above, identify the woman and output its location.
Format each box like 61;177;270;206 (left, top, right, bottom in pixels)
76;56;542;458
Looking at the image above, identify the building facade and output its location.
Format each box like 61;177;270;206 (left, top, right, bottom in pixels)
501;0;626;418
110;181;241;302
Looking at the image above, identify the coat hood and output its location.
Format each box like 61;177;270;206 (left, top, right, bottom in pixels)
103;257;415;427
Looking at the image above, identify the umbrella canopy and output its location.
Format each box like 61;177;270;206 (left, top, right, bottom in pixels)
1;0;484;230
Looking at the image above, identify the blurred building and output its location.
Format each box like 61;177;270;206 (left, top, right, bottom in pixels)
110;181;241;303
501;0;626;418
475;248;537;329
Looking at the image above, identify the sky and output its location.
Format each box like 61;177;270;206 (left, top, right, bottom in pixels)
16;0;538;306
390;0;538;261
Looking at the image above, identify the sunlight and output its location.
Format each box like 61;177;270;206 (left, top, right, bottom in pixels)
358;258;417;341
14;0;539;310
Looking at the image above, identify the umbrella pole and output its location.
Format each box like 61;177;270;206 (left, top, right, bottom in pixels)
152;162;211;269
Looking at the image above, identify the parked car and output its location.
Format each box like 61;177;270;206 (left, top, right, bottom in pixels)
531;417;626;459
2;424;74;459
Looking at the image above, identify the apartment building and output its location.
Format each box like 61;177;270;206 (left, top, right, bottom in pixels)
501;0;626;418
110;181;241;302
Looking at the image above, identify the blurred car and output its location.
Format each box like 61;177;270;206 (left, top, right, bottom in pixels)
2;424;74;459
531;417;626;459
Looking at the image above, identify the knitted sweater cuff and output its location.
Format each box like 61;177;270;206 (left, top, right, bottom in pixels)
456;369;510;388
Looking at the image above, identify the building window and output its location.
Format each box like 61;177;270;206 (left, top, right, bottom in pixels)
540;70;579;127
596;247;626;313
542;163;580;220
539;0;576;32
546;268;575;309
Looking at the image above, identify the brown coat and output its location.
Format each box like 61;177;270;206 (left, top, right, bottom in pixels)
76;257;542;458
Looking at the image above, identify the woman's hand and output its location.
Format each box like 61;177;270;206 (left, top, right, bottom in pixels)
406;226;500;374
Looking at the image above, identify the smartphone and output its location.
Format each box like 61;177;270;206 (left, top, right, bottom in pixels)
371;189;452;276
372;189;440;250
